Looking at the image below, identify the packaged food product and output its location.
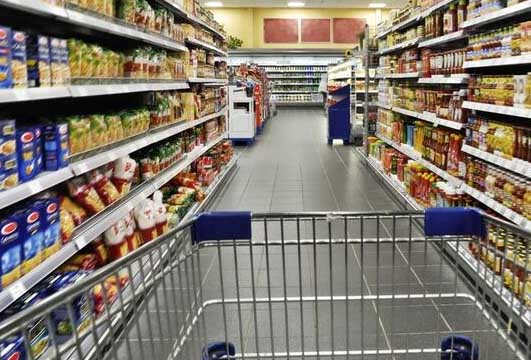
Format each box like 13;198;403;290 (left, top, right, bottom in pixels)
49;37;63;86
153;191;167;236
134;199;157;243
26;35;51;88
59;203;75;244
0;119;16;158
60;39;70;85
16;206;45;274
104;219;128;260
67;116;91;155
89;114;108;148
112;157;136;195
0;26;12;89
104;114;123;144
16;128;37;182
123;211;140;251
37;198;61;259
60;196;87;226
92;276;121;315
117;0;136;23
91;238;108;266
32;125;44;173
44;123;69;171
60;253;97;271
87;169;120;205
0;215;22;289
10;31;27;88
67;177;106;215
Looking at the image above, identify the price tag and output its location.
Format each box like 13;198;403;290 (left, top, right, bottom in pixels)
9;282;26;300
75;236;89;250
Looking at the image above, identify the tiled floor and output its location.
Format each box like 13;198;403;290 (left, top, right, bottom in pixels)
115;108;519;360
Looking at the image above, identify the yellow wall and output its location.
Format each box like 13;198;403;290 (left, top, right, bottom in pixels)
212;7;389;49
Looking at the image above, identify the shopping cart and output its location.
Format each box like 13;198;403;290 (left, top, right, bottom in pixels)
0;208;529;360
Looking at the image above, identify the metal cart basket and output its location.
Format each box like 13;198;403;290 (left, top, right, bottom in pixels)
0;208;530;360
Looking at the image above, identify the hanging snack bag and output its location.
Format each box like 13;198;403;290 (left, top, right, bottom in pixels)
16;205;45;274
67;177;106;215
86;169;120;206
112;156;136;195
0;215;22;289
103;219;128;260
11;31;27;88
26;34;51;88
133;199;157;243
153;191;168;236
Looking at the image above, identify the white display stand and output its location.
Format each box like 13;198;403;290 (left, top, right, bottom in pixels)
228;85;256;143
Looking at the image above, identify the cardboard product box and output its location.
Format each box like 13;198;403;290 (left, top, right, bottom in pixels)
16;128;38;182
49;37;63;86
0;26;13;88
36;198;61;259
11;31;28;88
27;35;51;88
44;123;69;171
60;39;70;85
0;215;22;289
16;206;45;274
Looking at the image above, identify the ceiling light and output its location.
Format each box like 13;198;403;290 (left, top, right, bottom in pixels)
368;3;387;7
205;1;223;7
288;1;305;7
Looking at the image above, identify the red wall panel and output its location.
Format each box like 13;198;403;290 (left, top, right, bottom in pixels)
301;19;331;43
264;18;299;43
333;18;366;44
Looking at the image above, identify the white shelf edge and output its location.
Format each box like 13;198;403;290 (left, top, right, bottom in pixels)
187;78;228;84
461;0;531;29
185;37;227;56
461;144;531;178
384;72;420;79
463;101;531;119
418;30;465;48
379;37;421;55
463;55;531;69
0;132;228;313
418;75;469;84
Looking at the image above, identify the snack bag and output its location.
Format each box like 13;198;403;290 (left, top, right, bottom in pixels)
59;203;75;244
44;123;69;171
0;215;22;289
86;169;120;206
91;237;108;266
133;199;157;243
60;195;87;226
67;177;106;215
124;211;140;251
10;31;27;88
103;219;128;261
112;156;136;195
88;114;108;148
153;191;167;236
67;116;90;155
16;205;45;274
60;253;97;271
0;26;13;89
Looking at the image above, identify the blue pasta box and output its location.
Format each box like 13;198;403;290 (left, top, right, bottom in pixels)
16;206;44;274
0;26;12;89
0;119;16;159
16;128;37;182
36;198;60;259
0;336;25;360
26;35;50;88
0;215;22;289
44;123;69;171
32;126;43;173
11;31;27;89
0;167;18;191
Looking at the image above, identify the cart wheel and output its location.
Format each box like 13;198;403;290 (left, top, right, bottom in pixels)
202;342;236;360
441;335;479;360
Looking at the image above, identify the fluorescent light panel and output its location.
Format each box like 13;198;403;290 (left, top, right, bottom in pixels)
205;1;223;6
368;3;387;7
287;1;305;7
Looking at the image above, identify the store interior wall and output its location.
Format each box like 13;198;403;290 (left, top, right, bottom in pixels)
211;7;390;49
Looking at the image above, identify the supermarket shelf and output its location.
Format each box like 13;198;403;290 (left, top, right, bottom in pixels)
462;183;531;231
268;76;322;79
418;111;465;130
376;102;392;110
376;13;422;40
0;82;190;103
418;30;465;47
276;102;323;106
418;75;469;84
462;101;531;119
0;132;228;313
355;90;378;94
391;106;421;118
265;70;327;73
463;55;531;69
385;72;420;79
461;144;531;178
0;0;68;17
188;14;226;40
272;83;319;86
460;0;531;29
0;108;227;210
185;37;228;56
379;37;422;55
188;78;228;84
272;91;315;94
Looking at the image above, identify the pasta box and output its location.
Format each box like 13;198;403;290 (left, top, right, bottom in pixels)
15;206;44;274
0;215;22;289
36;198;60;259
44;123;69;171
0;26;12;89
11;31;27;89
31;126;43;173
16;128;38;182
26;34;50;88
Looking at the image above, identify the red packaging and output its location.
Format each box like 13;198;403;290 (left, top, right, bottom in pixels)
104;219;128;261
153;191;168;236
133;199;157;243
87;170;120;206
112;157;137;195
124;211;141;251
67;178;106;215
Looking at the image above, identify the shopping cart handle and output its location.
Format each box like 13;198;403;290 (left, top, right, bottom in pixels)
192;211;252;243
425;207;485;237
440;335;479;360
201;342;236;360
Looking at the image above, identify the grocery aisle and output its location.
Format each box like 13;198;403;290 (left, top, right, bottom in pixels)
211;107;400;213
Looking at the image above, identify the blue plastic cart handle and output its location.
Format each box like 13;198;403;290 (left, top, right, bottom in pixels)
201;342;236;360
441;335;479;360
193;211;252;243
425;208;485;237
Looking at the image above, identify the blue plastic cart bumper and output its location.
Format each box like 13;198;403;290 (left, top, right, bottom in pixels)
192;211;252;243
425;207;485;237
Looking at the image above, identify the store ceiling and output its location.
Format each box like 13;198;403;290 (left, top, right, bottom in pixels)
202;0;403;8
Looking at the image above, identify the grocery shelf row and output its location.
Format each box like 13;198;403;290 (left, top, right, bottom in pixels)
0;0;226;39
185;37;228;56
378;36;422;55
0;107;228;211
362;149;531;326
378;104;464;130
417;75;469;84
463;55;531;69
70;152;238;360
462;101;531;119
418;30;466;48
374;133;531;231
0;131;229;313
